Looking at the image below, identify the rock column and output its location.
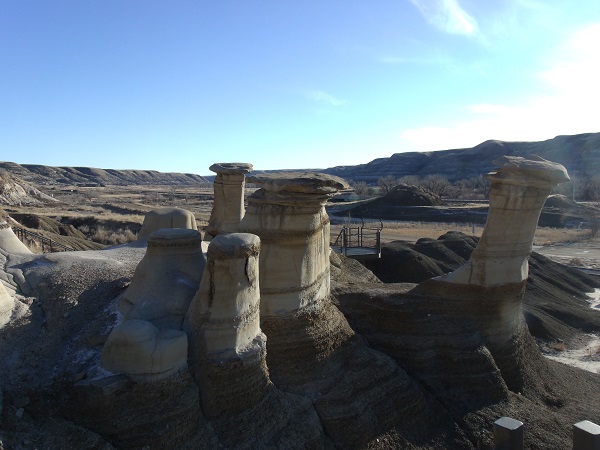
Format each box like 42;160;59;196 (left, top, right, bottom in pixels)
184;233;268;418
239;172;348;316
101;228;204;382
205;163;253;241
440;156;569;287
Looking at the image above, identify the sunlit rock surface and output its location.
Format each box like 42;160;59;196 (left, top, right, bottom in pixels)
438;155;569;287
138;207;198;240
119;228;204;329
240;171;348;315
204;162;252;241
185;233;269;417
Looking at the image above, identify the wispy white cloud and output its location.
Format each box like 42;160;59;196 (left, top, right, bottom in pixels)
305;90;347;107
409;0;478;36
398;23;600;151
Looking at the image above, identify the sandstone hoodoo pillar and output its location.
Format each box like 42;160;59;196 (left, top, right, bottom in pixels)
205;162;253;241
119;228;205;330
184;233;268;418
239;172;348;316
418;156;570;393
138;207;198;241
101;228;204;381
440;155;569;287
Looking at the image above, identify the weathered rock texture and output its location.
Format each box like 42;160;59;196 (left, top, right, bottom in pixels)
439;156;569;287
205;162;252;241
100;319;188;382
0;220;32;255
119;228;204;329
240;172;348;315
184;232;269;418
101;228;203;381
137;207;198;240
237;172;469;448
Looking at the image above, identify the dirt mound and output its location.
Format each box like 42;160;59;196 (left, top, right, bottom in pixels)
0;171;58;206
385;184;444;206
544;194;577;209
344;184;444;220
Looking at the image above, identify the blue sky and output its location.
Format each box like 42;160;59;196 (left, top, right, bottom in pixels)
1;1;599;174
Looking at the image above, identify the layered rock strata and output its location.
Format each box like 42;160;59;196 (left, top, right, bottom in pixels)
119;228;205;329
101;228;204;381
439;155;570;287
417;156;570;393
184;232;269;418
204;162;252;241
138;207;198;240
237;173;458;448
239;172;348;315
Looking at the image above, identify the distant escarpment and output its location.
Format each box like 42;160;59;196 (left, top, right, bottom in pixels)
323;132;600;182
0;161;209;186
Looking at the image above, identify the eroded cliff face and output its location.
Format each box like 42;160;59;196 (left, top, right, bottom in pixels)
1;159;600;449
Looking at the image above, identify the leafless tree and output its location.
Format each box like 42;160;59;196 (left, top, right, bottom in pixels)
377;175;399;195
397;175;421;187
420;174;451;197
351;181;371;197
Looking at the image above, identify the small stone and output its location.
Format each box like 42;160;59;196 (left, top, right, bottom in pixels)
15;407;24;418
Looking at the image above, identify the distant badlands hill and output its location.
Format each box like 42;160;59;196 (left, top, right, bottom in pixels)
0;162;209;186
323;132;600;183
2;132;599;186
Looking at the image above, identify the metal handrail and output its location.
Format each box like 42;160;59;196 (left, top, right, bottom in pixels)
332;221;382;257
11;226;74;253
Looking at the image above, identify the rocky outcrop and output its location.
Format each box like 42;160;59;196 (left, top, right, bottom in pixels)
438;156;569;286
184;233;268;418
240;172;348;315
119;228;204;329
0;170;58;205
137;207;198;240
204;162;252;241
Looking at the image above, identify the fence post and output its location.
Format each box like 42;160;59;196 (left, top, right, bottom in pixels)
494;417;523;450
342;228;348;256
573;420;600;450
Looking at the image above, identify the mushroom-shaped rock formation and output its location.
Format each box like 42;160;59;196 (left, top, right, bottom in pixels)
204;162;253;241
184;232;269;418
138;207;198;240
236;172;443;449
100;319;188;382
239;171;348;315
438;155;569;287
407;156;571;395
0;220;32;254
119;228;205;330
